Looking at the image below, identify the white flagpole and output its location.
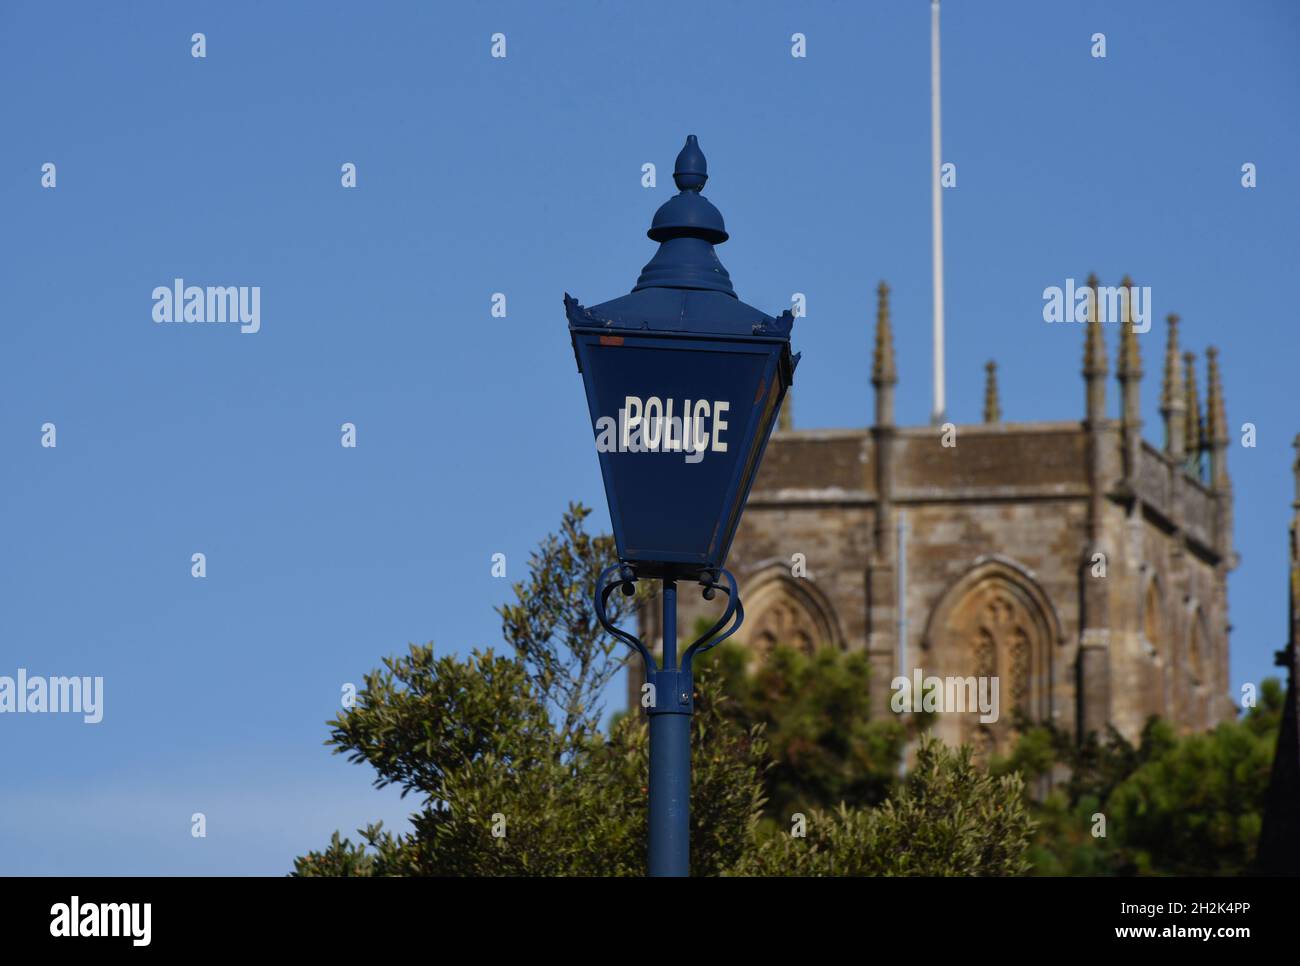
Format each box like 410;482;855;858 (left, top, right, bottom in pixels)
930;0;946;425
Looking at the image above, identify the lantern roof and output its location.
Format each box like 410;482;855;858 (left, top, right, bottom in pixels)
568;136;793;341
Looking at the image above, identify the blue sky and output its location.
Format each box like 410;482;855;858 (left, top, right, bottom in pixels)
1;0;1297;874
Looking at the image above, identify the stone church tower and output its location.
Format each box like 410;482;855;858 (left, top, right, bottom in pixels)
635;276;1236;753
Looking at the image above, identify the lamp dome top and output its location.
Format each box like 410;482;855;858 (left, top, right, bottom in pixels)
639;135;732;293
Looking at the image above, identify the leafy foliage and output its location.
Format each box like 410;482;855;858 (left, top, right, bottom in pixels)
994;679;1285;876
293;649;766;876
1105;685;1281;876
696;639;906;819
295;504;1036;877
497;502;642;747
296;653;1030;877
733;739;1034;876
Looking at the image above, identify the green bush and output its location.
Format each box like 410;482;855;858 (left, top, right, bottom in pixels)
732;739;1033;876
294;504;1035;877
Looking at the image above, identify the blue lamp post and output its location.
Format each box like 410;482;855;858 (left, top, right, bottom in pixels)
566;135;798;876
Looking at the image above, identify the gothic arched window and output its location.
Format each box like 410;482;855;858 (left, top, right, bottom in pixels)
922;560;1060;761
738;569;843;669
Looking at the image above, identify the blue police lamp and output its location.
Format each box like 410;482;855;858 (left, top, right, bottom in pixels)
566;135;798;876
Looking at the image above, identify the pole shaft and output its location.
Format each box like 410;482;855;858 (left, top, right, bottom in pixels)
647;709;690;876
647;579;689;876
